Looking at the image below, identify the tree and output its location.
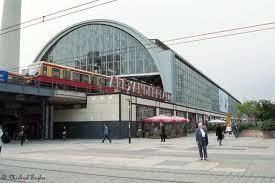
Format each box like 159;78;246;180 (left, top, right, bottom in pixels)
255;100;275;121
236;100;275;123
235;101;259;123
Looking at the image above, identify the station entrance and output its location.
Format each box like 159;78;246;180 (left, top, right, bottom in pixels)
0;92;44;139
0;81;87;140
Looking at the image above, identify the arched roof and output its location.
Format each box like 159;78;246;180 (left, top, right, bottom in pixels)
34;19;161;69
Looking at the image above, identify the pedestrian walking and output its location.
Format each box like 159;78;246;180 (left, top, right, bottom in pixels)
160;123;166;142
62;126;67;140
195;122;208;161
226;124;232;137
216;124;224;146
19;126;25;146
0;125;3;154
235;123;239;138
232;123;237;138
102;124;111;143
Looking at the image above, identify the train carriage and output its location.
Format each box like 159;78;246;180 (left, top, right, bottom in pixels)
24;61;114;93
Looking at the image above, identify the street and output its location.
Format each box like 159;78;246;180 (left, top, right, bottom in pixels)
0;134;275;183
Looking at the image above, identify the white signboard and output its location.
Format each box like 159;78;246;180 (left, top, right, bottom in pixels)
219;89;228;113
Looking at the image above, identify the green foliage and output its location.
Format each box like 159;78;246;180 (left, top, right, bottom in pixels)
206;123;217;131
256;100;275;121
239;123;259;132
259;119;275;131
236;100;275;122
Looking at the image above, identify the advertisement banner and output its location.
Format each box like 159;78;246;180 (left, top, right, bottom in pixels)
219;89;228;113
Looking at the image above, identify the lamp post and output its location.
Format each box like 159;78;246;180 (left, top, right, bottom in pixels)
126;96;133;144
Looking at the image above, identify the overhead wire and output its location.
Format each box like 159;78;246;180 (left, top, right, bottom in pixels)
0;2;274;72
6;24;275;72
0;0;118;36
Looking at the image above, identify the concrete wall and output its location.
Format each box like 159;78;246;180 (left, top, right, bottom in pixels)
54;94;119;122
53;93;226;139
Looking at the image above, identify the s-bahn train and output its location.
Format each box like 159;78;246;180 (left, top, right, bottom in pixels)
1;61;171;101
23;61;114;92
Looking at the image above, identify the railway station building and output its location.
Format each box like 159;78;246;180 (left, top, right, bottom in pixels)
28;19;240;138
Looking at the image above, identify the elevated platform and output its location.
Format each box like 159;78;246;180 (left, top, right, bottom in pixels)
0;82;87;104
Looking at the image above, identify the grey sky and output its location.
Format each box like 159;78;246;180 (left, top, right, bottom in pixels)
0;0;275;102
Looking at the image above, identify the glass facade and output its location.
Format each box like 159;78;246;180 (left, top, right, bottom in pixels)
41;24;158;76
175;57;239;113
159;108;173;116
37;21;240;115
136;105;156;122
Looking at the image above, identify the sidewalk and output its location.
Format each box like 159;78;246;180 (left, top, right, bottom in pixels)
0;134;275;183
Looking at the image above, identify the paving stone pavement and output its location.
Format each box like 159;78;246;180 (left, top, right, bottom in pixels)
0;133;275;183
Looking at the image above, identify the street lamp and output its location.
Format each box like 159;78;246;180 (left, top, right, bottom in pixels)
125;96;133;144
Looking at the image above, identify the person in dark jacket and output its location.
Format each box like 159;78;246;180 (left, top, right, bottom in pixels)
160;123;166;142
0;125;3;154
195;122;208;160
19;126;25;146
216;124;224;146
102;124;111;143
62;126;67;140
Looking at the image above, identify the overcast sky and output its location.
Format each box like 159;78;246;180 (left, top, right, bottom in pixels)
0;0;275;102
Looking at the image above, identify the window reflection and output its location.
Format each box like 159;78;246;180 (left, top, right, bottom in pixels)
42;24;157;76
175;58;238;113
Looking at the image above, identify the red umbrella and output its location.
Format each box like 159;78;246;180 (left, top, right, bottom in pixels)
171;116;190;123
144;115;174;123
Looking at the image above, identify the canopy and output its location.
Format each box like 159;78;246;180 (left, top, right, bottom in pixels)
144;115;173;123
171;116;190;123
208;119;226;124
144;115;189;123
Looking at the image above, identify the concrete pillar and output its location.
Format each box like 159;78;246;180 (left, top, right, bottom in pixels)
45;104;49;139
49;105;54;139
156;101;160;115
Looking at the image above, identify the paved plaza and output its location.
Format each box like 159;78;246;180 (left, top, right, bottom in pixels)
0;133;275;183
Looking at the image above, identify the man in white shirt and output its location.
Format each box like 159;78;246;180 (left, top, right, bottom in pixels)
195;122;208;160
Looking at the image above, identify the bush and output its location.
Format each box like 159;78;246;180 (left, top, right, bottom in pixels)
206;123;217;131
239;123;259;132
259;119;275;131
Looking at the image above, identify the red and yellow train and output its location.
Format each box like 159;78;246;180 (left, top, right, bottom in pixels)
23;61;114;92
3;61;171;101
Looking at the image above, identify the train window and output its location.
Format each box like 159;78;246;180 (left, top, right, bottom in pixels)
63;70;71;80
90;76;96;85
42;66;47;75
52;68;60;78
105;78;110;86
100;78;106;86
73;72;81;81
97;77;102;86
82;74;89;83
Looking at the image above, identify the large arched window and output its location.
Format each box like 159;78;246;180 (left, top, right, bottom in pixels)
41;24;158;76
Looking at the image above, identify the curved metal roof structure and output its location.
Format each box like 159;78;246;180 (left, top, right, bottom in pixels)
34;19;161;72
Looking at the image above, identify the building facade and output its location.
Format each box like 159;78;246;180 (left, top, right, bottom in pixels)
34;19;240;138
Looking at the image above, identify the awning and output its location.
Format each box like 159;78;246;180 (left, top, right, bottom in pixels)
144;115;189;123
208;119;226;124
